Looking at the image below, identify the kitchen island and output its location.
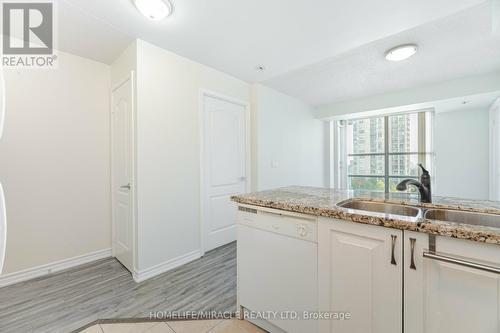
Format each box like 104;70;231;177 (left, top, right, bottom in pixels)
232;186;500;333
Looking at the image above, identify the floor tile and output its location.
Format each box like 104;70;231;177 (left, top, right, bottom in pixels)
100;322;158;333
79;325;103;333
209;320;266;333
166;319;222;333
145;323;176;333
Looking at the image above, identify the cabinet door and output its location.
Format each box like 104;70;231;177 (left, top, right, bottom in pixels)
405;232;500;333
318;218;402;333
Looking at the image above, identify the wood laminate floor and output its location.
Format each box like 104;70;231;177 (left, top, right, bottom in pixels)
0;242;237;333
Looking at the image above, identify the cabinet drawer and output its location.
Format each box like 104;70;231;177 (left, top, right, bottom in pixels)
238;206;317;243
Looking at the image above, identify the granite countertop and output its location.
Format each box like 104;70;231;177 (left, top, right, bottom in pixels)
231;186;500;245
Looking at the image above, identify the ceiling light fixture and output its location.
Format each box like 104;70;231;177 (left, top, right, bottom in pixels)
385;44;418;62
133;0;173;21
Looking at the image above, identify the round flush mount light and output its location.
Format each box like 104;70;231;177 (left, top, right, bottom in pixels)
133;0;173;21
385;44;418;62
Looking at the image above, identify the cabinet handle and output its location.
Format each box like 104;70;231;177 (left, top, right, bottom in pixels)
423;252;500;275
391;235;397;265
410;238;417;270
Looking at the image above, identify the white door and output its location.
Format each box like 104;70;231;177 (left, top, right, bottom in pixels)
203;94;248;252
318;218;402;333
111;77;134;272
405;232;500;333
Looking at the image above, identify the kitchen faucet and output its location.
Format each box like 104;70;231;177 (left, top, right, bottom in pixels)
396;164;432;203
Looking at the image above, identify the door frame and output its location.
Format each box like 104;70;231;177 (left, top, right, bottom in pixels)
110;71;137;272
199;89;251;256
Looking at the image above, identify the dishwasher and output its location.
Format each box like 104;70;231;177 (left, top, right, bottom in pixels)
237;206;318;333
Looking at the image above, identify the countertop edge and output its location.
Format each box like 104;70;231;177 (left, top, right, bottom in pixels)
232;196;500;246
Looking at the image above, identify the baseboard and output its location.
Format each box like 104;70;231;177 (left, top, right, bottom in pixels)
133;250;201;283
0;248;112;288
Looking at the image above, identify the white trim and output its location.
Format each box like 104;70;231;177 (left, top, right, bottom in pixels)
490;97;500;200
0;248;112;288
199;90;251;256
328;107;435;122
132;250;201;283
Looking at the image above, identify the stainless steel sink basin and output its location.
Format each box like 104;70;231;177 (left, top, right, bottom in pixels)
424;209;500;228
338;200;420;217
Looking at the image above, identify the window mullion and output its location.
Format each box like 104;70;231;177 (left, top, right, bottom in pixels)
384;116;389;193
418;112;426;167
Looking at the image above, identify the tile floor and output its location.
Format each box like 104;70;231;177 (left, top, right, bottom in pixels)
80;319;266;333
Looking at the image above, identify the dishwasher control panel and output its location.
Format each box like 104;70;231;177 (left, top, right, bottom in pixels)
238;206;318;243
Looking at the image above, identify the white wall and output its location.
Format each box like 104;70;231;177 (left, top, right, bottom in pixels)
111;41;137;86
434;108;490;200
490;98;500;200
494;0;500;36
253;84;326;191
135;40;250;271
112;40;326;276
0;51;111;274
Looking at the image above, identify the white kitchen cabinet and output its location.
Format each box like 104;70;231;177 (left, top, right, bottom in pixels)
404;231;500;333
318;217;403;333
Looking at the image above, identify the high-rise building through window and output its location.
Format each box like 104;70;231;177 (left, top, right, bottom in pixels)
340;112;432;193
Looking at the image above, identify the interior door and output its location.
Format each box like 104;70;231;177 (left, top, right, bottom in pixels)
111;77;134;272
203;94;248;252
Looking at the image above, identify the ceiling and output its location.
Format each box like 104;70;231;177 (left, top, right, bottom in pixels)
57;0;499;105
433;91;500;113
265;1;500;106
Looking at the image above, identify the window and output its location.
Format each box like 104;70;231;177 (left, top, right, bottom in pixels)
334;111;433;193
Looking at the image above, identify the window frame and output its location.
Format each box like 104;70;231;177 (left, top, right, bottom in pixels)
333;111;433;193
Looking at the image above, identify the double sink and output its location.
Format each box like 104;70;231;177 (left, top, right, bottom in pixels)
338;199;500;228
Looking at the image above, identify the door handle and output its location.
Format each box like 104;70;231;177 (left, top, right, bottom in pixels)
423;252;500;275
120;183;131;190
391;235;397;266
410;238;417;270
